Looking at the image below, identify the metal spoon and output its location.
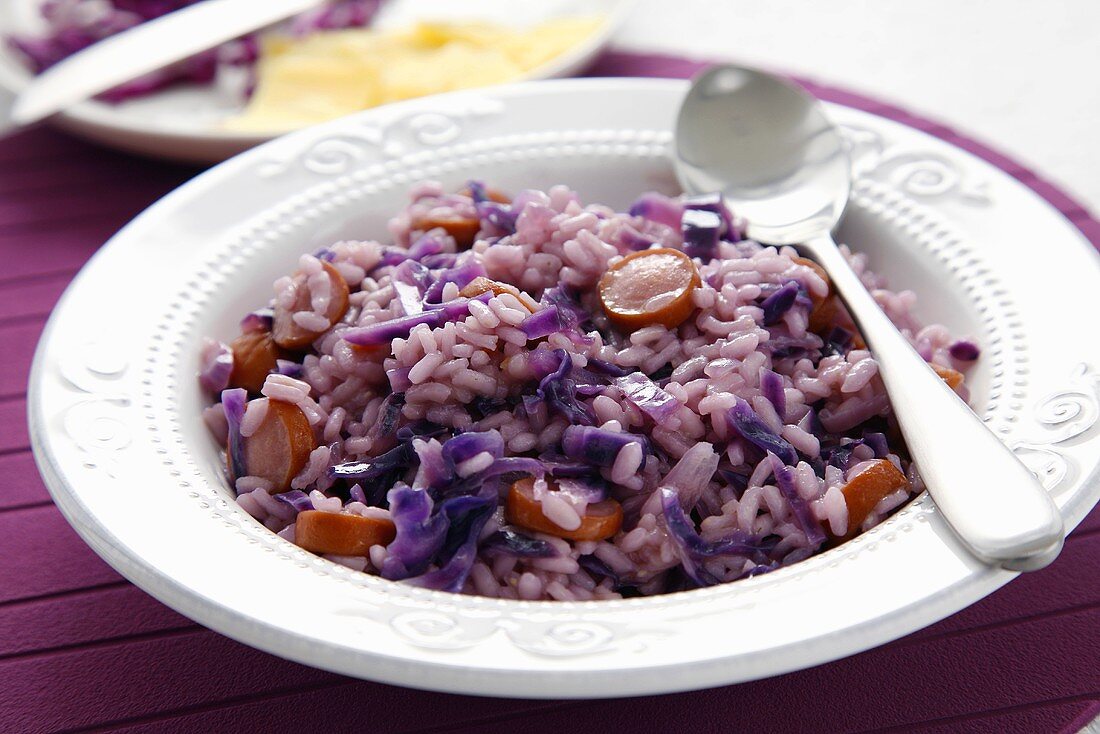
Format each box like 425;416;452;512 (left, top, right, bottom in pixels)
674;64;1064;571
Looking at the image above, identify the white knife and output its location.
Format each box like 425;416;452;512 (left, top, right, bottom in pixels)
11;0;324;126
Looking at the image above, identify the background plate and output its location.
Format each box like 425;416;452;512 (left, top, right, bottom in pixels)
0;0;630;162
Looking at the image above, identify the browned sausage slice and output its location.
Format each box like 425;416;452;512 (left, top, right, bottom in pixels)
837;459;909;539
505;477;623;542
459;276;537;312
460;185;511;204
295;510;397;556
598;248;700;331
932;363;965;389
228;330;281;394
807;294;840;335
237;399;316;492
273;261;350;350
415;214;480;248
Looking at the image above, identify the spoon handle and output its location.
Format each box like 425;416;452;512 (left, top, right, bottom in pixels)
801;234;1064;571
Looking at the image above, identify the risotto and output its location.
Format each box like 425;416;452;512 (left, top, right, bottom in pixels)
199;181;979;600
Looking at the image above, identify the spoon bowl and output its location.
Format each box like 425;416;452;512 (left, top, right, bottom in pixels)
676;66;851;244
674;64;1065;571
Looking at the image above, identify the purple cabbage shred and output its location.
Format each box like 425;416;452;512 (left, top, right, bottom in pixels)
949;340;981;361
274;490;313;514
682;193;739;242
405;496;494;592
274;359;302;378
761;281;802;325
768;454;826;547
615;372;682;424
482;530;557;559
727;398;798;465
382;484;449;580
537;350;595;426
628;192;684;229
680;208;721;261
199;340;233;394
760;369;786;417
561;425;648;467
660;487;775;587
341;292;493;346
220;388;248;482
240;308;274;333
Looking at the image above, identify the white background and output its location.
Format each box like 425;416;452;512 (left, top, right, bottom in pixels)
616;0;1099;212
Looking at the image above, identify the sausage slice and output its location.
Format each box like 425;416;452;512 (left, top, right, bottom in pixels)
295;510;397;556
932;363;965;389
273;261;350;350
459;276;537;311
228;330;282;394
237;399;316;492
505;477;623;542
837;459;910;539
598;247;700;331
415;214;480;248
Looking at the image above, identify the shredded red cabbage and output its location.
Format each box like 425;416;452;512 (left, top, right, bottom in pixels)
274;489;313;514
949;340;981;361
760;369;786;417
761;280;802;325
240;307;274;333
863;431;890;458
220;388;248;482
628;192;684;230
10;0;379;102
392;260;432;316
341;292;493;346
537;350;595;426
482;530;557;559
683;193;739;242
396;421;448;441
768;454;826;547
660;487;775;587
382;484;449;580
442;430;505;468
422;259;486;304
578;553;623;587
476;201;519;235
615;372;682;424
681;207;722;261
519;307;564;339
562;425;648;467
586;358;632;378
727;398;798;465
405;495;494;592
556;476;609;504
199;340;233;394
369;392;405;441
287;0;381;35
274;359;302;379
329;443;414;505
526;346;567;380
405;234;445;263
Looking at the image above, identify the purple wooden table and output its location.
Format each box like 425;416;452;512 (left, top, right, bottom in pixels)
2;52;1099;733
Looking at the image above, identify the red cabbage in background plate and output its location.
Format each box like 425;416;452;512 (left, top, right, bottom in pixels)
8;0;379;102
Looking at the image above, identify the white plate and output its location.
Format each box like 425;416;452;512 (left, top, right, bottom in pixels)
29;78;1100;698
0;0;630;162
